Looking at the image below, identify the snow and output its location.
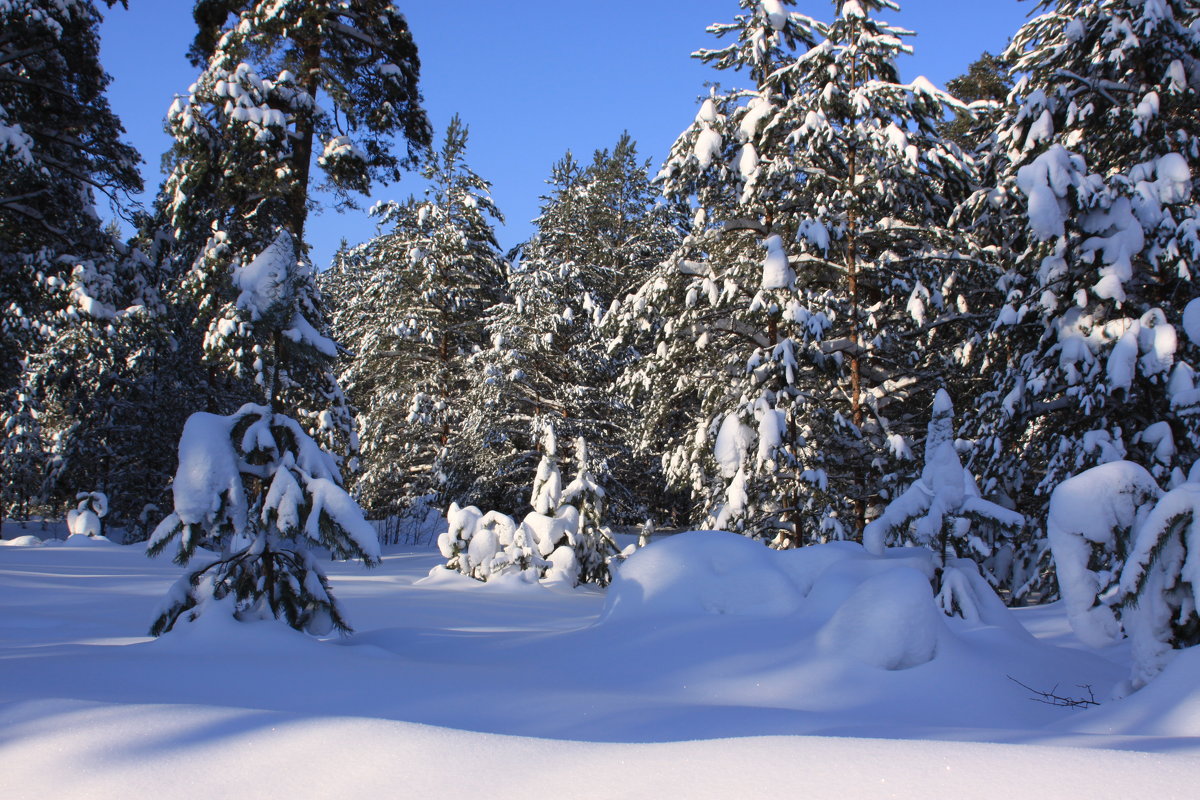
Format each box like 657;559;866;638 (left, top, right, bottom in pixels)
1155;153;1192;205
1047;461;1162;648
761;234;793;290
692;127;722;169
762;0;787;31
2;536;1200;797
816;566;941;670
1184;298;1200;344
159;411;246;536
1015;145;1084;241
234;231;295;320
714;412;754;479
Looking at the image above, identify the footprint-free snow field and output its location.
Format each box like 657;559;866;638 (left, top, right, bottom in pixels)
2;531;1199;799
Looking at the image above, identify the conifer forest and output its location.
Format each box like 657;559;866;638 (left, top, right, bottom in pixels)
4;2;1200;796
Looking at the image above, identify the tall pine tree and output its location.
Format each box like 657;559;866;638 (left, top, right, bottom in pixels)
959;0;1200;599
616;0;981;545
326;116;507;519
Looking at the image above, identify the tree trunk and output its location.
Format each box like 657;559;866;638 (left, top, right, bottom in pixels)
846;43;867;538
288;38;322;242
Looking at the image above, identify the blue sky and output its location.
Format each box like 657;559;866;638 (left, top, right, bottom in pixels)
99;0;1035;269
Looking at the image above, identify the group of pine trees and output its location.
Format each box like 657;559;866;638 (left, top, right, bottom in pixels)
3;0;1200;636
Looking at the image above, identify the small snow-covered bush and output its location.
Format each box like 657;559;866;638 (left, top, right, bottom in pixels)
1049;459;1200;690
147;404;380;636
438;429;620;586
864;390;1023;615
66;491;108;538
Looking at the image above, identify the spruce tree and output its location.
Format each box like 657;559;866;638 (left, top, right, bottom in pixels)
959;0;1200;599
616;0;980;545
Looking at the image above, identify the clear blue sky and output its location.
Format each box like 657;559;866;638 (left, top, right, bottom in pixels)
99;0;1035;269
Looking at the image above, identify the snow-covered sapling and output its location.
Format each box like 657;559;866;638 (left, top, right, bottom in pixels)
865;390;1023;614
1046;460;1162;649
1048;457;1200;691
67;492;108;538
147;404;380;636
1118;473;1200;690
437;429;618;585
559;437;620;585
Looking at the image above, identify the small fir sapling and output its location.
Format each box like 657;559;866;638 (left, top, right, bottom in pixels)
865;390;1024;616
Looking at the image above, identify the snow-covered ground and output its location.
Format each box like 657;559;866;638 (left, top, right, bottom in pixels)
2;527;1200;799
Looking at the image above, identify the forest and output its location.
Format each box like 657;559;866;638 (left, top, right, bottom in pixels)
3;1;1200;795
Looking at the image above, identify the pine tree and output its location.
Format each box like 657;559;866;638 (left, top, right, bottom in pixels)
462;136;682;520
182;0;430;242
0;1;171;530
154;1;431;472
148;228;380;632
941;51;1013;151
616;0;980;545
326;117;507;517
147;400;380;635
959;0;1200;600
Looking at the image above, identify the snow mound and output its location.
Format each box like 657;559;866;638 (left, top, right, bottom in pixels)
603;532;949;670
61;534;116;547
600;530;805;621
816;567;941;670
0;535;43;547
1065;644;1200;737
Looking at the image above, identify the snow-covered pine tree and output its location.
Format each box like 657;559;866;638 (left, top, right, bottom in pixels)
0;391;44;537
18;236;174;525
616;0;980;545
157;0;430;466
560;436;621;585
461;136;682;520
1047;458;1200;690
0;1;141;341
326;116;507;517
183;0;430;243
0;1;179;527
147;402;380;635
959;0;1200;598
148;227;380;632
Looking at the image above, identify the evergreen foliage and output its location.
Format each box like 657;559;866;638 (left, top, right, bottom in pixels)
325;117;507;517
437;423;619;586
959;0;1200;599
941;51;1014;151
864;389;1024;609
0;0;171;528
617;0;983;545
461;135;683;520
147;401;380;635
